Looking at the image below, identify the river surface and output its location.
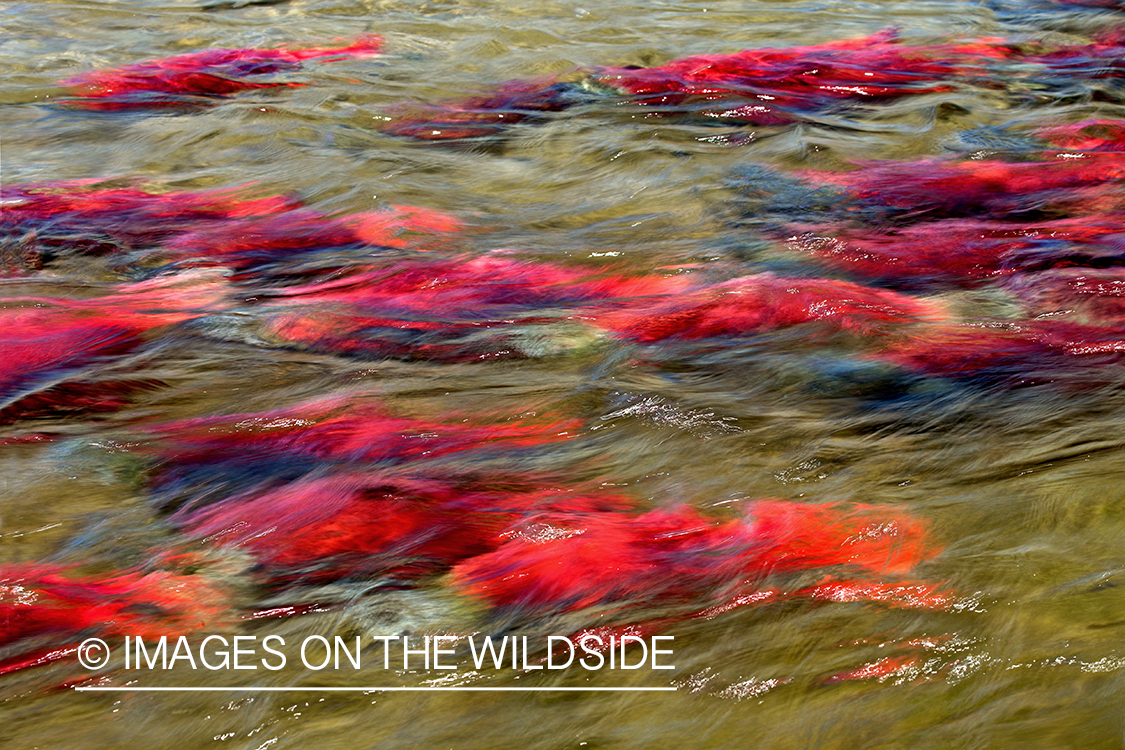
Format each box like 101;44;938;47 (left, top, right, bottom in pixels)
4;0;1125;748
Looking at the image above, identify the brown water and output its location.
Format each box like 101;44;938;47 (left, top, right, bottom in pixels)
4;0;1125;748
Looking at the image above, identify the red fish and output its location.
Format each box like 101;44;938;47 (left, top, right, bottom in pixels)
1000;267;1125;323
588;31;993;113
800;154;1125;220
257;254;690;310
594;273;944;343
0;271;228;420
0;561;233;675
176;473;628;583
383;31;996;138
451;500;940;616
386;30;1015;138
161;204;463;270
263;267;942;358
1038;119;1125;151
258;254;693;359
2;181;462;273
382;79;584;140
142;393;585;512
57;35;382;109
874;318;1125;379
778;216;1125;286
400;27;1125;143
144;393;581;468
384;31;1125;140
1;181;300;262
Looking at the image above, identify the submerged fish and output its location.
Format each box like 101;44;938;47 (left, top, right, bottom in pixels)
161;204;463;271
146;393;580;470
0;560;234;675
259;257;948;359
0;181;299;263
451;500;944;618
382;79;589;140
874;318;1125;380
1000;267;1125;323
778;216;1125;287
56;35;382;109
175;473;629;584
258;254;693;360
383;30;989;139
593;273;944;343
1;180;461;272
797;153;1125;221
1037;119;1125;151
0;271;229;422
142;393;583;508
382;30;1125;140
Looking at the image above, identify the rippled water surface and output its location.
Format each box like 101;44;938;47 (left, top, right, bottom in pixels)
5;0;1125;748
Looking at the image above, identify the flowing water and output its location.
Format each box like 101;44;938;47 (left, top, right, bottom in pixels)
4;0;1125;748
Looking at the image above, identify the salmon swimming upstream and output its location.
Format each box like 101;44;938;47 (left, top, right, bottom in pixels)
0;379;952;675
450;500;948;618
1;181;461;273
173;473;631;585
141;392;583;503
381;30;995;138
999;267;1125;324
380;30;1125;140
794;153;1125;221
871;317;1125;381
149;408;945;620
55;35;382;110
255;254;695;360
0;271;229;423
0;489;947;677
777;216;1125;288
0;558;236;676
1038;119;1125;151
177;477;950;628
255;259;941;360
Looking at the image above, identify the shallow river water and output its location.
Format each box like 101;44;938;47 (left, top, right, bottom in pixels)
4;0;1125;748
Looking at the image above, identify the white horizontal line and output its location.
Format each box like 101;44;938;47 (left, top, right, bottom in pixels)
74;686;676;692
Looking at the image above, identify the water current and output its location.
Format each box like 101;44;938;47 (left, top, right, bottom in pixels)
4;0;1125;748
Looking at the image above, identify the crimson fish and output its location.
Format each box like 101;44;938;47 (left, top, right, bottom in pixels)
1037;119;1125;151
778;216;1125;287
257;254;691;310
1;181;300;264
797;153;1125;221
382;79;588;140
451;500;943;617
383;30;999;138
258;254;693;360
0;560;233;675
593;273;944;343
873;318;1125;380
175;473;629;584
57;35;382;109
142;393;582;505
385;27;1125;143
160;204;463;271
145;393;580;467
586;31;998;114
1000;267;1125;323
383;30;1125;140
2;181;462;273
0;271;229;422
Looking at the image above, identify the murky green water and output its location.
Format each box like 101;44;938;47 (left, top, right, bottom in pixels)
4;0;1125;748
